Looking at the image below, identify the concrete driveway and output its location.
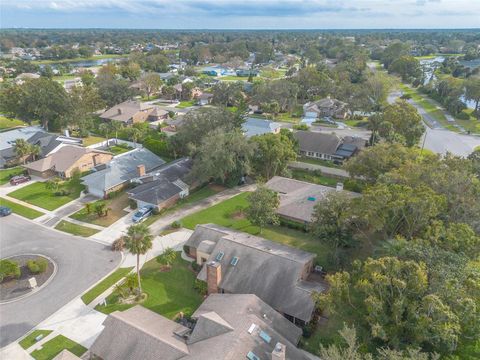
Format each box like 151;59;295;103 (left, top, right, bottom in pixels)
0;215;121;348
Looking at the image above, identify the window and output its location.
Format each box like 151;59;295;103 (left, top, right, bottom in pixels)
231;257;239;266
215;252;224;261
259;331;271;344
246;351;260;360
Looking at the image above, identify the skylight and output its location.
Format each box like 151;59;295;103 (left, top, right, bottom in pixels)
259;330;272;344
230;256;239;266
246;351;260;360
215;252;224;261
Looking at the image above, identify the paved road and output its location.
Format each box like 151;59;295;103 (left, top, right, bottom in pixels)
0;216;121;347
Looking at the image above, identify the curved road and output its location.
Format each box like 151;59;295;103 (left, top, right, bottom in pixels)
0;215;121;347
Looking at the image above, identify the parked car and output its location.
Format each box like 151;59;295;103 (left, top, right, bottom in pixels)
9;175;31;186
132;206;153;223
0;206;12;217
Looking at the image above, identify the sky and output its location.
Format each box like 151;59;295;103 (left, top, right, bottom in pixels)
1;0;479;29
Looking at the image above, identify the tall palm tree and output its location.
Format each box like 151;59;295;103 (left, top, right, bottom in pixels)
13;139;31;164
99;123;112;148
124;223;153;295
110;121;123;145
29;144;41;161
128;127;143;147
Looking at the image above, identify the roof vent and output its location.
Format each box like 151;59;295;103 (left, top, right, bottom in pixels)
307;196;316;201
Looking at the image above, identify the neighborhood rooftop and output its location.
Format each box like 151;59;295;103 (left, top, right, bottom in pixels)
242;117;282;138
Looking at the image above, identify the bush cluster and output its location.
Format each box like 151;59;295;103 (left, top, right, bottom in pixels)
0;259;21;282
27;257;48;274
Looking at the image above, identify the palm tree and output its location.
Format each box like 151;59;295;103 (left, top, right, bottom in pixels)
29;144;41;161
158;247;177;269
124;224;153;295
110;121;123;145
99;123;112;148
13;139;31;164
128;127;143;147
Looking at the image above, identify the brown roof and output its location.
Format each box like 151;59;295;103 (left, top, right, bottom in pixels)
294;131;341;156
23;145;111;173
100;100;156;123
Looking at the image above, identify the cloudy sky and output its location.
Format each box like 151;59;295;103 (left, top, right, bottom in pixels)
1;0;479;29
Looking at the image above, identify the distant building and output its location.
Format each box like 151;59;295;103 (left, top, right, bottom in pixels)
235;68;259;77
15;72;40;85
242;117;281;138
196;92;214;106
303;97;348;120
184;224;327;325
91;294;317;360
100;100;168;126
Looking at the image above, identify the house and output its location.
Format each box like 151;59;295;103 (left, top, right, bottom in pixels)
303;97;348;120
0;128;83;168
81;148;165;198
236;68;259;77
195;92;213;106
15;72;40;85
63;77;82;92
23;145;112;179
90;294;317;360
100;100;168;126
242;118;282;138
294;131;364;162
127;158;194;210
184;224;327;325
265;176;360;224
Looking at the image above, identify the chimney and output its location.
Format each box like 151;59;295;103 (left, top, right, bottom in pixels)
137;164;146;177
117;108;122;115
272;343;286;360
207;261;222;295
336;182;344;191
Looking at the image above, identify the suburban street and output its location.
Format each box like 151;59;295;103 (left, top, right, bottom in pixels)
0;216;121;347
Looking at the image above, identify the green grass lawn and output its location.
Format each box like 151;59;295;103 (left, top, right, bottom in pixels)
70;192;129;227
143;184;224;227
180;192;331;265
176;100;196;108
81;267;134;305
218;75;249;81
108;145;133;155
297;156;341;168
81;135;106;146
30;335;87;360
291;169;339;187
0;116;27;130
275;112;301;124
8;181;84;211
343;119;369;128
53;74;77;82
0;167;24;185
54;220;100;237
95;255;203;318
0;197;44;219
19;330;53;350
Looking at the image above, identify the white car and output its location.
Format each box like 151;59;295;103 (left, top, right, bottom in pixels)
132;206;153;223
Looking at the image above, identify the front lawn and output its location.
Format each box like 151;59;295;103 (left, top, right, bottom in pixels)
19;330;53;350
180;192;331;265
81;135;106;146
8;181;84;211
176;100;196;108
0;167;24;185
81;267;134;305
0;197;44;219
95;255;203;319
69;193;129;227
30;335;87;360
0;116;27;130
218;75;249;81
297;157;341;168
54;220;100;237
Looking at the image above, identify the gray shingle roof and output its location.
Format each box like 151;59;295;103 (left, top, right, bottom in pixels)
81;148;165;192
293;131;341;156
242;118;281;138
186;224;323;323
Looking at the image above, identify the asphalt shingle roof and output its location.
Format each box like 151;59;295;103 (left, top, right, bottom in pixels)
293;131;341;156
242;118;281;138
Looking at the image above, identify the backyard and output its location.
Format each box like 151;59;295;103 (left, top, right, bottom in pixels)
80;135;106;147
0;116;27;130
54;220;100;237
180;192;332;265
8;180;85;211
95;255;203;319
176;100;196;108
70;192;130;227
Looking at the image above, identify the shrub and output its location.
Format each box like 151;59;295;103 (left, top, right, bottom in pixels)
0;259;20;282
27;260;40;274
194;279;207;296
27;258;48;274
129;199;138;209
293;124;309;130
152;207;160;215
456;111;470;120
112;237;125;251
192;262;202;272
171;220;181;228
36;258;48;273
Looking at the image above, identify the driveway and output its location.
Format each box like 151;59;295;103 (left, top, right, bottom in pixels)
0;216;121;347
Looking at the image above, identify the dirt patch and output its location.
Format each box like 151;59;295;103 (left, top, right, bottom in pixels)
230;210;245;220
0;255;54;302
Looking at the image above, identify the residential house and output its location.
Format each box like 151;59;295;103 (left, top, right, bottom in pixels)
294;131;364;162
91;294;317;360
0;128;83;168
15;72;40;85
63;77;82;92
196;92;213;106
23;145;112;179
265;176;360;224
100;100;168;126
242;118;281;138
236;68;259;77
303;97;348;120
127;158;194;210
184;224;327;325
81;148;165;198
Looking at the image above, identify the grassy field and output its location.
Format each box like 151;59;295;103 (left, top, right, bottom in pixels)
70;193;129;227
8;181;84;211
0;116;27;130
0;167;24;185
0;197;44;219
176;100;196;108
143;184;224;227
95;255;203;318
81;135;106;146
275;112;301;124
30;335;87;360
218;75;249;81
52;74;78;82
55;220;100;237
19;330;53;350
108;145;133;155
81;267;134;305
291;169;339;187
180;192;331;265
